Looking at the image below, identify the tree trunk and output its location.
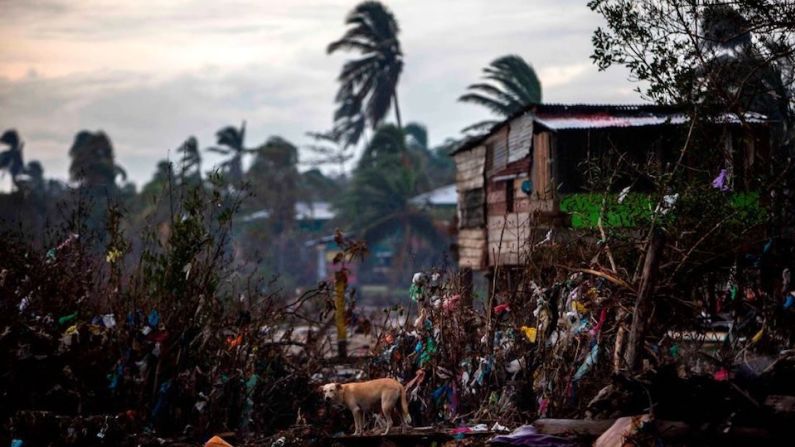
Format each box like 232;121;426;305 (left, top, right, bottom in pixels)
392;90;403;131
623;229;665;371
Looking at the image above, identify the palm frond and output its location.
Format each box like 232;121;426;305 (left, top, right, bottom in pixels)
459;92;517;116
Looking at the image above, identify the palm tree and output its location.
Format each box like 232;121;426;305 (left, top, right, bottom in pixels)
246;136;300;233
207;122;254;185
176;136;202;183
69;130;127;188
328;1;404;146
459;54;542;132
305;130;355;175
338;126;441;282
0;129;24;190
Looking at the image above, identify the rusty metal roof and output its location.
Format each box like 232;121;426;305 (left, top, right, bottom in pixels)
451;104;769;154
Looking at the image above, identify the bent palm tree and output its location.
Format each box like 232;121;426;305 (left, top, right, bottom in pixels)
328;1;404;146
0;129;24;189
459;54;542;132
207;122;254;185
177;136;202;183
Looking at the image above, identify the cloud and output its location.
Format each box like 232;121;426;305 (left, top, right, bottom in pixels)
0;0;644;188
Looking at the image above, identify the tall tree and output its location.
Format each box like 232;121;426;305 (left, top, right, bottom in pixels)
459;55;542;132
328;1;404;146
246;136;300;234
0;129;25;190
208;122;254;185
69;130;126;189
338;125;441;282
176;136;202;185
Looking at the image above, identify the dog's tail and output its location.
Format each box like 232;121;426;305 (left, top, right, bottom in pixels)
400;385;412;425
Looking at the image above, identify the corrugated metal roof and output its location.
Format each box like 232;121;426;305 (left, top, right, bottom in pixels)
535;111;768;130
451;104;770;153
535;113;687;130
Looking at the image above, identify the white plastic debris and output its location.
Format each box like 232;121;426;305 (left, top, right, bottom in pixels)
101;314;116;328
491;422;510;432
618;186;631;204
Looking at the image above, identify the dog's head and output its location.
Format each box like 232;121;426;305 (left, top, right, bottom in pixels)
320;383;342;402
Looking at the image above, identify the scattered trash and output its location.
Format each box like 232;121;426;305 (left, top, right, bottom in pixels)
204;435;234;447
490;425;574;446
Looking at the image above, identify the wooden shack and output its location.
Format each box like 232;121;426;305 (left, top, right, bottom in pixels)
451;104;770;273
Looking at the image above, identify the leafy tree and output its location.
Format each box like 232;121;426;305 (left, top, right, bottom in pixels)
459;55;542;132
246;136;300;234
581;0;795;371
328;1;404;146
589;0;793;126
300;168;340;203
68;130;127;189
141;160;174;199
0;129;25;190
208;122;255;185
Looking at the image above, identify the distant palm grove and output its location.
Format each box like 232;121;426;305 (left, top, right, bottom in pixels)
0;0;543;296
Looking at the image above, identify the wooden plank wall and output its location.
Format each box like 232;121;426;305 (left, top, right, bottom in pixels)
508;114;533;164
487;128;509;174
458;228;487;269
487;211;532;266
455;145;486;190
454;145;487;269
532;131;554;201
485;130;557;268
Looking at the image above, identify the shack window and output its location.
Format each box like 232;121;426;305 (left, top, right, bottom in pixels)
505;180;514;213
460;188;485;228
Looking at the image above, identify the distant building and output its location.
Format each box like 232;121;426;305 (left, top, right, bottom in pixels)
243;201;334;232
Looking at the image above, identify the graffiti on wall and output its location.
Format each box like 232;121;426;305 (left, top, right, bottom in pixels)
559;192;764;229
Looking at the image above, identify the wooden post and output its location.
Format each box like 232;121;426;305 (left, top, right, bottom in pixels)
334;270;348;359
624;229;665;371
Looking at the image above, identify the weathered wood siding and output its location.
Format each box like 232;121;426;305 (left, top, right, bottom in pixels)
487;128;509;174
454;145;487;269
531;130;557;207
508;114;533;164
487;211;532;266
458;228;487;270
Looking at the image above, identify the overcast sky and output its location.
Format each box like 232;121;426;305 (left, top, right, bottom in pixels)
0;0;642;188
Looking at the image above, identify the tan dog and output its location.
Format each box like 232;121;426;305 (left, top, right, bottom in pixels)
321;378;411;435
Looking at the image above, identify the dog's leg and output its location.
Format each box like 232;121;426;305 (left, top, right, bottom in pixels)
381;402;393;435
352;407;362;436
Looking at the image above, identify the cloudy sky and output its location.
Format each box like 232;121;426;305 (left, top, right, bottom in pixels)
0;0;642;188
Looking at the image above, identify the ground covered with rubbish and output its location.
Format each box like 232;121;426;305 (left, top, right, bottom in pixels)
3;228;795;446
